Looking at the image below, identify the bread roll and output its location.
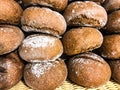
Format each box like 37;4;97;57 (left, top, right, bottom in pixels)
22;0;68;11
19;34;63;62
68;52;111;88
0;0;23;25
0;52;24;90
103;0;120;12
98;35;120;59
24;59;67;90
62;27;103;55
109;60;120;84
63;1;107;29
0;25;24;55
21;7;66;37
104;10;120;33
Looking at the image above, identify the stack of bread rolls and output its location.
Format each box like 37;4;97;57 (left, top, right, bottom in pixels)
1;0;120;90
0;0;24;89
19;0;68;90
98;0;120;84
63;1;112;88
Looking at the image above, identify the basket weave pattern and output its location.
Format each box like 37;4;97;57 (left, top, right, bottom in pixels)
10;80;120;90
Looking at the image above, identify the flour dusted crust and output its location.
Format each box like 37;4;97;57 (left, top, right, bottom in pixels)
103;0;120;12
62;27;103;56
68;52;111;88
0;25;24;55
104;10;120;33
0;52;24;90
19;34;63;62
63;1;107;29
0;0;23;25
21;7;67;37
98;35;120;59
24;59;67;90
22;0;68;11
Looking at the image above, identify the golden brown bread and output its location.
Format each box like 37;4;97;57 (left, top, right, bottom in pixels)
98;34;120;59
22;0;68;11
68;52;111;88
24;59;67;90
62;27;103;56
63;1;107;29
0;25;24;55
19;34;63;62
0;52;24;90
21;7;67;37
0;0;23;25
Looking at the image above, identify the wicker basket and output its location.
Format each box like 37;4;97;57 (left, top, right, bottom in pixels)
10;80;120;90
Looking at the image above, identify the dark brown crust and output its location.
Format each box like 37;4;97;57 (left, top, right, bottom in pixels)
103;0;120;12
104;10;120;33
68;52;111;88
22;0;68;11
0;52;24;90
21;7;66;36
0;0;23;25
62;27;103;56
19;34;63;62
63;1;107;28
0;25;24;55
109;60;120;83
24;59;67;90
98;35;120;59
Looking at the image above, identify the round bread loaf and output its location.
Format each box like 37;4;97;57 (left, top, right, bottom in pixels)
24;59;67;90
63;1;107;29
109;60;120;84
19;34;63;62
104;10;120;33
22;0;68;11
0;25;24;55
0;0;23;25
98;35;120;59
0;52;24;90
21;7;66;37
68;52;111;88
62;27;103;56
103;0;120;12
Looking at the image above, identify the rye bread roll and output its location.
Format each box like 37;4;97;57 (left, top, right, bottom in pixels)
21;7;67;37
24;59;67;90
104;10;120;33
103;0;120;12
22;0;68;11
63;1;107;29
98;34;120;59
62;27;103;56
68;52;111;88
109;60;120;84
0;0;23;25
0;25;24;55
19;34;63;62
0;52;24;90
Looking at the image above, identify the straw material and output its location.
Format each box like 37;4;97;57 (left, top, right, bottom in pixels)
10;80;120;90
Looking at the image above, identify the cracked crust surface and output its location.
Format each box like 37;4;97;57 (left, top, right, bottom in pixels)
63;1;107;29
